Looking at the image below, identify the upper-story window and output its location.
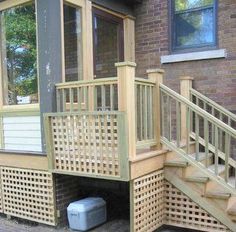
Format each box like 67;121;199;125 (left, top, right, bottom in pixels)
171;0;217;51
0;2;38;105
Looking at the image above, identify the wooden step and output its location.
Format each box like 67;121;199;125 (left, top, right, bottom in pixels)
205;170;231;200
164;160;188;168
184;162;213;184
189;152;213;162
207;164;225;175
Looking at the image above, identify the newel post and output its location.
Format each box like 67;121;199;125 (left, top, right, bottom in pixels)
180;76;194;141
116;62;137;160
147;69;165;150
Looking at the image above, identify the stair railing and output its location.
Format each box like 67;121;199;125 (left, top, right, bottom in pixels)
190;88;236;127
160;83;236;193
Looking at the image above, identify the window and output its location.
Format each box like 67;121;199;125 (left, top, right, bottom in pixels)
64;3;83;82
0;2;38;105
93;8;124;79
171;0;217;51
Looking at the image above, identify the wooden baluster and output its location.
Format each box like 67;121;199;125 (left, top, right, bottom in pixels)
186;107;190;154
204;119;209;167
94;86;97;110
161;92;165;138
176;101;181;148
166;95;171;141
144;85;148;141
69;88;73;112
214;126;219;175
110;84;114;111
62;89;66;112
149;86;154;140
211;108;215;144
195;114;199;161
101;85;106;110
225;133;230;183
140;85;143;141
77;87;81;111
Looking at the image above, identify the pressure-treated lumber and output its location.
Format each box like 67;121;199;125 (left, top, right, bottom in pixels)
116;62;137;160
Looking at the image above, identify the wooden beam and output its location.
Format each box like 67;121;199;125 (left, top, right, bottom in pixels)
0;153;48;170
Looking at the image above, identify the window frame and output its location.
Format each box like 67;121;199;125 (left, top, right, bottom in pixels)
170;0;218;53
0;0;39;110
92;7;124;79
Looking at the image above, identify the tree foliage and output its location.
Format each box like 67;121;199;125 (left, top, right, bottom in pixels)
3;3;37;104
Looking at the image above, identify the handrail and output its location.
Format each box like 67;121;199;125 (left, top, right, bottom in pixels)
56;77;117;89
190;88;236;124
135;77;156;85
161;84;236;138
160;83;236;192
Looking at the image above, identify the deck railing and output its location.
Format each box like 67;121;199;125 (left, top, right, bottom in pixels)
56;78;118;112
190;88;236;127
160;83;236;193
135;78;156;148
44;111;129;181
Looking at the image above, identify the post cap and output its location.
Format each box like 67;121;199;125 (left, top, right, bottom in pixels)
147;68;165;74
115;61;137;68
179;76;194;81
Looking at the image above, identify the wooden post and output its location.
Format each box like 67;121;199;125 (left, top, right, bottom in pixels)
180;76;194;141
124;16;135;62
147;69;165;150
116;61;136;160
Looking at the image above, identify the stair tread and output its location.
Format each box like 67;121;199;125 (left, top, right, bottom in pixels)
185;176;209;183
164;160;188;167
205;177;231;199
208;164;225;175
189;152;213;161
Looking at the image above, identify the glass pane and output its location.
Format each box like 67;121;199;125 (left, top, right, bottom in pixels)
64;4;83;82
94;15;121;79
175;0;214;11
0;3;38;105
175;8;214;48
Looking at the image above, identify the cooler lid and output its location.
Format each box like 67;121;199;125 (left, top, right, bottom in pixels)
68;197;106;212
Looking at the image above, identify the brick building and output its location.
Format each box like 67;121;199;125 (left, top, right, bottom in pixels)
0;0;236;232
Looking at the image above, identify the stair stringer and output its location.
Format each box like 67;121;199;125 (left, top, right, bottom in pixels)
165;169;235;232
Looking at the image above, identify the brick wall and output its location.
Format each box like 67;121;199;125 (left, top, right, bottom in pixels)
55;174;130;225
134;0;236;113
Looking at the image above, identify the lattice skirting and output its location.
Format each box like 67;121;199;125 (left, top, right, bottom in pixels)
165;182;229;232
0;167;56;226
131;170;165;232
131;170;230;232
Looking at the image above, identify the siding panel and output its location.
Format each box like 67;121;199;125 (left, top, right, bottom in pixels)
3;116;42;152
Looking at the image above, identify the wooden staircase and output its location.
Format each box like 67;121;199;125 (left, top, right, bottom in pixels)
160;84;236;232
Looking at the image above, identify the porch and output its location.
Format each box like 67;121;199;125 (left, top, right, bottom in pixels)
44;63;165;181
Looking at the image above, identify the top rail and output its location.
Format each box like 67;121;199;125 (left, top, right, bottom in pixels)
161;84;236;138
56;77;118;89
190;88;236;125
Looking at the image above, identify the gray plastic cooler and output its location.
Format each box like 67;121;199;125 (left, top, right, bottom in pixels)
67;197;107;231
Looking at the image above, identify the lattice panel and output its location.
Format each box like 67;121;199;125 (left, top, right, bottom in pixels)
132;170;165;232
51;114;121;178
165;182;229;232
1;167;56;226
